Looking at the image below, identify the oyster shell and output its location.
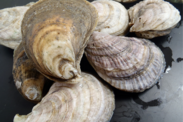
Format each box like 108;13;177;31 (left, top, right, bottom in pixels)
13;42;45;103
85;32;165;92
22;0;98;82
128;0;181;39
14;72;115;122
0;6;29;49
92;0;129;36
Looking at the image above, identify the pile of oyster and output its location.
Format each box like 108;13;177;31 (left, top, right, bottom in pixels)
0;0;181;121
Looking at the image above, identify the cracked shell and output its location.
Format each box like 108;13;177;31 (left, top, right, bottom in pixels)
128;0;181;39
85;32;165;92
21;0;98;83
14;72;115;122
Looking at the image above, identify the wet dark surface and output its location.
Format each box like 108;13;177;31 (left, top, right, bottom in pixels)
0;0;183;122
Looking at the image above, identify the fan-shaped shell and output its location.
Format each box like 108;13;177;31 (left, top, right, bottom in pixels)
13;42;45;103
85;32;165;92
14;72;115;122
22;0;98;82
128;0;181;39
92;0;129;36
0;6;29;49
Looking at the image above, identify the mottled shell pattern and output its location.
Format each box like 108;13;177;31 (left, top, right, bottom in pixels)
14;72;115;122
0;6;29;49
92;0;129;36
22;0;98;83
128;0;181;39
13;42;45;103
85;32;165;92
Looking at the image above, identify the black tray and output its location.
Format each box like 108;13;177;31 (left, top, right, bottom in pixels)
0;0;182;122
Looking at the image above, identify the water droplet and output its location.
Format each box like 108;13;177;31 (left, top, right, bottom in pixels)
158;45;174;73
165;66;171;74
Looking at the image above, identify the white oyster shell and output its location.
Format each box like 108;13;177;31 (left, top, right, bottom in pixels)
0;6;31;49
92;0;129;36
14;72;115;122
128;0;181;39
85;32;165;92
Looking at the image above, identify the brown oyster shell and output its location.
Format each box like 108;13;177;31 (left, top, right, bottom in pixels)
85;32;165;92
128;0;181;39
14;72;115;122
13;42;45;103
21;0;98;83
92;0;129;36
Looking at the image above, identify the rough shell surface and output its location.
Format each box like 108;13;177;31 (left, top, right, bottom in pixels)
22;0;98;83
13;42;45;103
14;72;115;122
92;0;129;36
85;32;165;92
0;6;29;49
128;0;181;39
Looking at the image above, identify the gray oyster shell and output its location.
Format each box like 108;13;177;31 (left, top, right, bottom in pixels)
85;32;165;92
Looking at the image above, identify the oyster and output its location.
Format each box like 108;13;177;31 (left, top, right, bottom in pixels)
128;0;181;39
92;0;129;36
22;0;98;82
14;72;115;122
13;42;45;103
85;32;165;92
0;6;29;49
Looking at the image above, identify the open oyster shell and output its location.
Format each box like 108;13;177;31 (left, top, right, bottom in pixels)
128;0;181;39
22;0;98;83
13;42;45;103
0;6;29;49
85;32;165;92
14;72;115;122
92;0;129;36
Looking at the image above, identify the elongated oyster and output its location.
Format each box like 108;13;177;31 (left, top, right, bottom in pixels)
22;0;98;82
85;32;165;92
0;6;29;49
14;72;115;122
128;0;181;39
13;42;45;103
92;0;129;36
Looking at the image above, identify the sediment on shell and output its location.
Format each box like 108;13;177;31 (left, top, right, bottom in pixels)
13;42;45;103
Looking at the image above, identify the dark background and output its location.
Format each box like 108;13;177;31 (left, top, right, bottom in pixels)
0;0;183;122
